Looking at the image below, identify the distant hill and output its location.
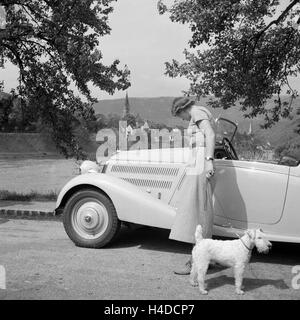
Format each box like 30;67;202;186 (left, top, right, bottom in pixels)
93;96;300;148
94;96;178;126
94;96;258;129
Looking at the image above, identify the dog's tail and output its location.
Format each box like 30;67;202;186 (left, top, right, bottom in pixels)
195;225;204;244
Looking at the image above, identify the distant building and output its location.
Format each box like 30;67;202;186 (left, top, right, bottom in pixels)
256;143;275;161
125;125;135;137
135;120;143;128
170;128;180;142
141;121;150;131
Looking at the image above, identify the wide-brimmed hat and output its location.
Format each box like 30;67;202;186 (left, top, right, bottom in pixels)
171;97;195;116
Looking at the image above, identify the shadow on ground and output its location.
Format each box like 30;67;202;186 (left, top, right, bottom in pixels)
110;225;191;254
206;275;290;293
111;225;300;266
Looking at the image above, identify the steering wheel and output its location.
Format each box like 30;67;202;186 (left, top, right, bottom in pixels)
222;137;238;160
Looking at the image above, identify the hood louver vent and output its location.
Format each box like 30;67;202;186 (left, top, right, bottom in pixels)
111;165;179;176
121;178;172;189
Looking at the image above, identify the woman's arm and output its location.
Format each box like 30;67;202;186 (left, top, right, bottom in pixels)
197;119;216;177
198;119;215;158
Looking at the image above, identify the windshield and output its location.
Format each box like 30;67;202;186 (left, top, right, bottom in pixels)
215;117;238;143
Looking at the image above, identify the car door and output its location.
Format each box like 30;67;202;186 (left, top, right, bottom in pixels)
215;117;237;145
278;162;300;238
212;159;289;229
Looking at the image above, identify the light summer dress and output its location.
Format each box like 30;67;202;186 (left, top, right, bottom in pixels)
169;105;215;244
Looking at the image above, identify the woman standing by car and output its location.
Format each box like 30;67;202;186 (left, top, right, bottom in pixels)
169;97;216;275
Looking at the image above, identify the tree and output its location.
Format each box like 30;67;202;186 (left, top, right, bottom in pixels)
233;130;267;159
0;90;26;130
0;0;130;158
0;91;12;129
159;0;300;129
122;113;136;128
106;112;121;128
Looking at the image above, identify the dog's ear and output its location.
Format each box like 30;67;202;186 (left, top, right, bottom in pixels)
246;229;255;240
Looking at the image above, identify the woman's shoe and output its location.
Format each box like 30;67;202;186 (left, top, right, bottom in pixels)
173;258;217;275
174;258;192;275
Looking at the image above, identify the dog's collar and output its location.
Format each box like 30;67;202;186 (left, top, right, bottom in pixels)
239;238;253;251
235;233;253;251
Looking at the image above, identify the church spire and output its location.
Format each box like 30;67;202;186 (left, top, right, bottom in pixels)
247;120;252;135
123;91;130;117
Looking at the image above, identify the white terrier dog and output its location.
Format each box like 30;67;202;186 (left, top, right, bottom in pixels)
190;225;272;295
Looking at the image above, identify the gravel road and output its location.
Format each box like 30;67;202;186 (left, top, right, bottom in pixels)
0;219;299;300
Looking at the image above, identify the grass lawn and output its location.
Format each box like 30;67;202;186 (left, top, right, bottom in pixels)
0;157;79;196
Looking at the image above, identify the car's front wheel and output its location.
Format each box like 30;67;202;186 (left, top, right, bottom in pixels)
63;189;120;248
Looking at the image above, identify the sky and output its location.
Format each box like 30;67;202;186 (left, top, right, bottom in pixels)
1;0;192;100
0;0;299;100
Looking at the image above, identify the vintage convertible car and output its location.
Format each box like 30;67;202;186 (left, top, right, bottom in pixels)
56;118;300;248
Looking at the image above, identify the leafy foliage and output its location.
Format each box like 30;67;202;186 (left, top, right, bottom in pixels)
0;0;130;158
0;90;38;131
159;0;300;129
275;135;300;159
233;131;268;160
122;113;136;128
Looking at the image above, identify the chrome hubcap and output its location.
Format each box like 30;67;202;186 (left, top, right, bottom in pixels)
84;216;92;223
71;199;109;240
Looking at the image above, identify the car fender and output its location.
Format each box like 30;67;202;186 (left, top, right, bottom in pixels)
56;173;176;229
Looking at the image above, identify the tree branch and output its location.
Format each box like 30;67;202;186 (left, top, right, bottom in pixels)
256;0;300;40
249;1;299;61
1;42;24;84
21;38;64;71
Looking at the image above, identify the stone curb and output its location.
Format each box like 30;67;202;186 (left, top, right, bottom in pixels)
0;208;62;221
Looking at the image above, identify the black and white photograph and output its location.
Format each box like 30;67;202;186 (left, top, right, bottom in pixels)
0;0;300;305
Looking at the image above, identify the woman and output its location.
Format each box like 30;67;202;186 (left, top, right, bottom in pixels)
169;97;216;275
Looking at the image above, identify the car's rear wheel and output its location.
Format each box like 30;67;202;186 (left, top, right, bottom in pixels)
63;189;120;248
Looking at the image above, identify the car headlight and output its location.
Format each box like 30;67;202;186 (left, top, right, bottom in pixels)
80;160;102;174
